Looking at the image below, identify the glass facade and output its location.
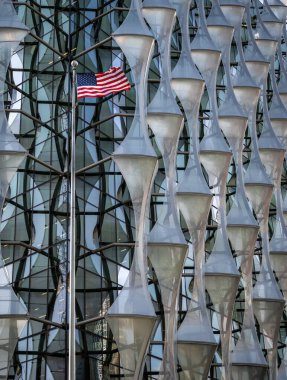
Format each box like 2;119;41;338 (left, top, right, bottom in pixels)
2;0;287;379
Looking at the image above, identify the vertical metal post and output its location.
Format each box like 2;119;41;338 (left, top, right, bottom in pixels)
69;60;78;380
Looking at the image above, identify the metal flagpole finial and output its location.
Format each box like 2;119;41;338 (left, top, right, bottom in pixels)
71;60;78;68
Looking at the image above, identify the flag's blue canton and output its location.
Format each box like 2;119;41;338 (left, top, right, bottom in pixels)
77;73;97;86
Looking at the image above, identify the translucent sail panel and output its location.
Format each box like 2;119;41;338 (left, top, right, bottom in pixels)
171;1;207;231
218;2;245;29
142;2;176;43
244;7;270;87
149;201;186;245
206;0;234;54
267;0;287;21
232;64;261;114
191;1;221;85
148;244;187;310
205;272;239;314
172;71;207;211
177;126;212;228
113;31;154;74
177;296;217;379
261;5;284;41
109;6;158;369
0;0;29;42
218;115;248;160
142;4;187;373
146;79;182;120
171;44;202;85
107;155;158;372
147;115;184;170
114;114;156;156
204;230;239;297
252;254;284;354
199;128;232;187
204;229;239;375
205;273;239;379
146;79;182;118
171;78;204;113
112;0;152;39
269;92;287;146
148;244;187;379
177;297;217;344
253;299;284;349
227;193;259;257
254;36;278;64
144;4;187;240
144;24;183;129
230;320;268;377
231;365;268;380
270;215;287;255
177;300;217;379
206;228;237;269
106;316;156;379
175;107;211;223
177;342;217;380
149;191;185;359
244;59;269;88
171;0;203;111
113;156;158;235
143;3;180;118
244;155;273;221
106;259;157;376
227;223;259;259
253;5;278;61
270;219;287;301
112;0;156;157
259;147;285;187
111;32;154;156
177;193;212;230
0;318;27;379
107;158;157;376
190;41;221;88
252;256;284;302
205;241;239;379
258;118;285;187
269;119;287;147
147;125;185;245
218;80;247;146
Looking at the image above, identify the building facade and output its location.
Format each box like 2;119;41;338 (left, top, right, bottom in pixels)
1;0;287;379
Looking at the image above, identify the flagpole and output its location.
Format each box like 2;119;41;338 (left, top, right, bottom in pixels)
69;59;78;380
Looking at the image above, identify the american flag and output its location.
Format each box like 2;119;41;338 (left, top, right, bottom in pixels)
76;67;131;99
